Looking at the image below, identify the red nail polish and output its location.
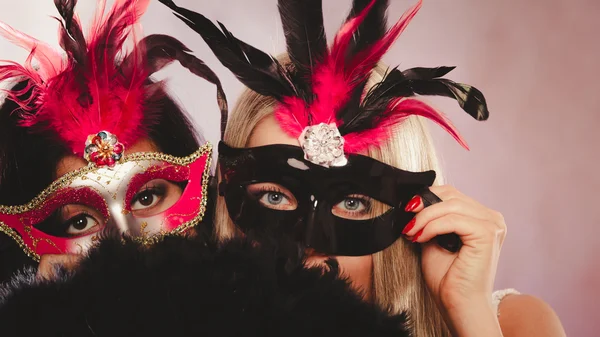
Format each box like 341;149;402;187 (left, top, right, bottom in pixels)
412;229;423;243
402;218;416;234
405;196;421;212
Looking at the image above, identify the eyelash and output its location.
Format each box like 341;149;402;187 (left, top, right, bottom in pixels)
131;184;165;204
338;195;373;214
61;210;96;229
251;186;289;199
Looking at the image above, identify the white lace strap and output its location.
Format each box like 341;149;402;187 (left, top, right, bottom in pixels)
492;288;520;316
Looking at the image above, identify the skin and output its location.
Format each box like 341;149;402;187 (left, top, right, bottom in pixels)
249;115;566;337
37;138;161;279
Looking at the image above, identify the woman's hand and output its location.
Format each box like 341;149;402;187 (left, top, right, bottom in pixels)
402;185;507;337
37;254;81;280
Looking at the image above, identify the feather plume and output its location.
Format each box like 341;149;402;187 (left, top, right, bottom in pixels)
337;0;389;128
0;0;227;155
160;0;296;100
30;0;152;154
0;22;63;82
121;34;229;138
274;96;310;137
345;0;421;85
53;0;86;64
340;66;451;133
277;0;327;92
163;0;490;155
356;66;489;126
344;0;389;60
343;97;468;152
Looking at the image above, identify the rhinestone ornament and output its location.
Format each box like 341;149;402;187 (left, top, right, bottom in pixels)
298;123;348;168
84;131;124;167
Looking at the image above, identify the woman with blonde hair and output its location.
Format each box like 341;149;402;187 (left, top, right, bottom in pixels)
162;0;566;336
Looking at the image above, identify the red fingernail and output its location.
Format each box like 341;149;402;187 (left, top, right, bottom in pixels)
402;218;416;234
405;196;421;212
411;229;423;243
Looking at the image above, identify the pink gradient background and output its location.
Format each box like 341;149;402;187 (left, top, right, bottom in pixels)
1;0;597;335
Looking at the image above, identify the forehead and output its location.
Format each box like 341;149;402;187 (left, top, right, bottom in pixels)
248;115;298;147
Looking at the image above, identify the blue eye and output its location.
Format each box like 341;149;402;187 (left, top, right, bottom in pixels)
332;194;374;220
266;192;284;205
246;183;298;211
343;198;362;211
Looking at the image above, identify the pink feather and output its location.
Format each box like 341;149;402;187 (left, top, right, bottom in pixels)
328;0;375;74
0;0;155;155
0;22;63;81
309;64;353;125
272;0;469;156
343;98;469;153
348;0;422;82
287;0;376;129
274;97;307;138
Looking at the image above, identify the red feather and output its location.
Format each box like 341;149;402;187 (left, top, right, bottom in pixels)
274;96;309;137
0;22;64;81
343;98;468;153
0;0;154;155
276;0;377;137
273;0;458;156
348;0;422;82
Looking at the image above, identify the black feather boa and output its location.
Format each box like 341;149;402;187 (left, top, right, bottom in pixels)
0;233;409;337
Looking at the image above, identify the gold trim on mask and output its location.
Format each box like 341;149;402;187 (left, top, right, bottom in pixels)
0;143;213;262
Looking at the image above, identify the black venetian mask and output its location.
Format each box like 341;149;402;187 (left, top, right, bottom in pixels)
218;142;437;256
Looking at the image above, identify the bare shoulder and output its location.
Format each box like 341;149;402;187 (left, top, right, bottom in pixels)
498;294;566;337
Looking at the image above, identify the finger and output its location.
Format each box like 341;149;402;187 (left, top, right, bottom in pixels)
37;254;82;280
412;214;503;247
403;197;489;237
404;186;442;213
405;185;484;214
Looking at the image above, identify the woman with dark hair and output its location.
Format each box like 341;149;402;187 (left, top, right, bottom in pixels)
0;0;227;282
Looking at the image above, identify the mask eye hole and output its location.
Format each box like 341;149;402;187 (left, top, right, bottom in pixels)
332;194;391;220
35;204;106;238
64;212;102;236
129;179;185;217
246;182;298;211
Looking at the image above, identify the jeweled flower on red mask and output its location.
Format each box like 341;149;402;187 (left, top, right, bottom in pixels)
84;131;124;167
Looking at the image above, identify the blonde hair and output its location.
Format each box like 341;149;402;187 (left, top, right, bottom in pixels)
214;59;451;336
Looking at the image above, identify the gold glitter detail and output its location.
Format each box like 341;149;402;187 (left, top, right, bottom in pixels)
131;149;212;246
0;143;213;260
0;223;40;262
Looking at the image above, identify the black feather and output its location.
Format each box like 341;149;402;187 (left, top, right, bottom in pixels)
0;234;410;337
340;66;489;134
159;0;296;101
406;78;490;121
366;67;489;120
53;0;86;64
120;34;229;138
345;0;389;57
337;0;390;133
277;0;327;94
